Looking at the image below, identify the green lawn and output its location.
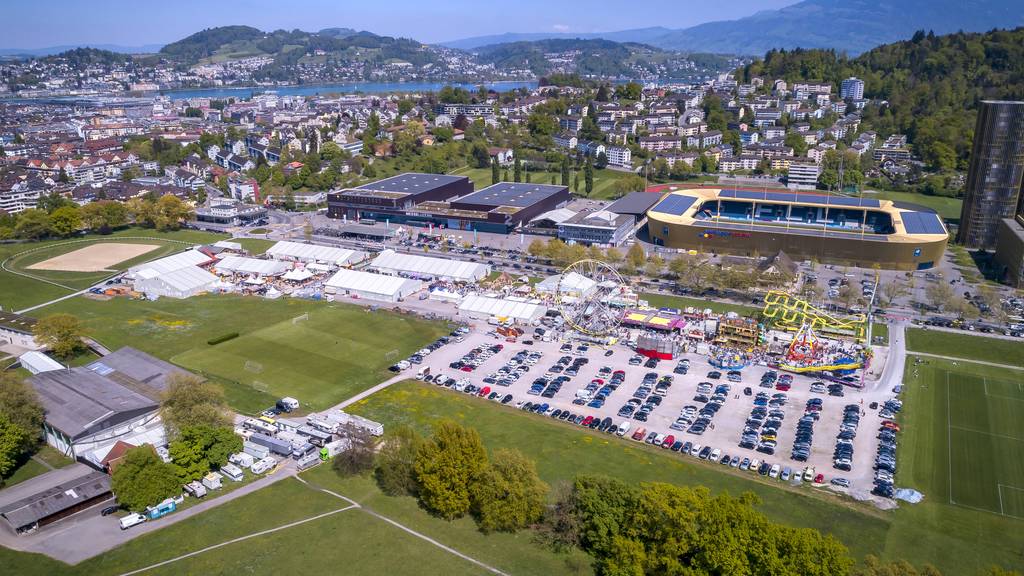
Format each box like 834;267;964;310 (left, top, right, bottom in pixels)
906;328;1024;367
872;322;889;345
233;237;276;255
0;228;226;311
41;295;450;413
450;166;634;200
345;381;889;563
1;445;76;488
640;291;761;316
886;358;1024;572
867;190;963;221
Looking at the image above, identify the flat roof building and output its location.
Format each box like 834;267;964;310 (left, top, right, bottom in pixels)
557;209;634;246
326;173;472;221
0;311;39;350
0;469;111;534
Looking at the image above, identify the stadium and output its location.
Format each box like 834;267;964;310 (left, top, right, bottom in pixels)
646;188;949;270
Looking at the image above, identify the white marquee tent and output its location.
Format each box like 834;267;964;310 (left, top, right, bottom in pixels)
213;255;291;277
266;241;365;266
126;249;212;278
457;294;547;322
324;268;422;302
535;272;598;298
369;249;490;282
134;265;218;299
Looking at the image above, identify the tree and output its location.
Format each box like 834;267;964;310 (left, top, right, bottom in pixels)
81;200;128;233
604;247;622;265
33;313;86;359
584;157;594;196
414;420;488;520
785;131;809;157
184;107;203;118
110;446;180;512
0;373;44;453
491;158;500;185
595;151;608;169
471;141;490;168
49;205;82;237
614;82;642;101
527;238;548;258
561;156;571;186
334;424;376;476
626;243;646;269
375;425;423;496
513;157;522;182
169;425;241;482
160;373;232;436
573;173;580;193
526;112;557;137
471;448;548;533
13;208;51;239
0;416;28;479
925;281;954;312
153;195;193;230
611;175;646;199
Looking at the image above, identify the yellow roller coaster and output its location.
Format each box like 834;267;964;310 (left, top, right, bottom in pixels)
762;290;868;342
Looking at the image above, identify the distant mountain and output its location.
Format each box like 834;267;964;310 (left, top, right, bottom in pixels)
441;0;1023;56
0;43;162;57
440;28;673;51
654;0;1024;55
317;27;376;39
473;38;662;77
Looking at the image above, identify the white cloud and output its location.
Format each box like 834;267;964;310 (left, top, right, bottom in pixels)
552;24;570;32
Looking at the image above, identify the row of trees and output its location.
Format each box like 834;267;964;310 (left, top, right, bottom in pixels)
0;193;192;240
0;373;45;482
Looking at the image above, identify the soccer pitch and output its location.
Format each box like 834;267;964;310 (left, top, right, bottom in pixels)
903;361;1024;519
172;308;450;410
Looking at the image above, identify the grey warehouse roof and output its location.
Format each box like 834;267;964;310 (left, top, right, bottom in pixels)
0;470;111;530
357;173;466;195
606;192;663;216
30;367;159;438
455;182;567;208
86;346;192;400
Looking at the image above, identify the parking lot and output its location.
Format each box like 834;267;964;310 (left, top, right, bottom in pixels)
416;326;895;494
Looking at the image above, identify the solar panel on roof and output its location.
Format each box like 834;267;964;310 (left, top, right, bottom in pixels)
651;194;697;215
901;211;946;235
89;362;114;376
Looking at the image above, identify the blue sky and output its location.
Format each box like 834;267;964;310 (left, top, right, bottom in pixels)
5;0;797;48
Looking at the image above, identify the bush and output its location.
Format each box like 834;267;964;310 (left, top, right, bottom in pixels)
207;333;239;345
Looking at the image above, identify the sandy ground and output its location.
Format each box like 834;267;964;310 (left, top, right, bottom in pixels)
27;243;160;272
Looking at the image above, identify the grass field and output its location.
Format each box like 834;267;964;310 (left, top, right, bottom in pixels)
345;381;889;561
0;228;226;311
233;237;276;255
172;306;451;409
40;295;451;413
888;358;1024;571
450;166;634;200
2;445;76;488
906;328;1024;367
640;291;761;316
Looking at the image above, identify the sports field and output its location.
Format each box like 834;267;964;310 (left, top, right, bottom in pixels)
906;328;1024;368
0;228;227;311
172;307;451;409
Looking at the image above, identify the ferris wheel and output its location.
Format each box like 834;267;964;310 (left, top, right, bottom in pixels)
556;259;627;337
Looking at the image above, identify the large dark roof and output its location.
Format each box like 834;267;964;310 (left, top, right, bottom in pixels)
455;182;568;208
30;367;158;439
85;346;191;401
607;192;663;216
0;470;110;530
0;311;36;334
357;173;466;195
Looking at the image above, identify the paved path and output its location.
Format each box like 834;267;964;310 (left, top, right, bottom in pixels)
873;321;907;392
334;374;408;410
906;351;1024;371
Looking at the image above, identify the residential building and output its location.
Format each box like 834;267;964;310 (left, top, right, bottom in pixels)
958;101;1024;249
553;132;578;150
639;135;681;152
606;146;632;168
787;161;820;190
577;140;605;158
840;77;865;100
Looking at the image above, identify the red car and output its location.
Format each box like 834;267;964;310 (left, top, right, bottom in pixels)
882;421;901;432
813;473;824;484
662;434;675;448
478;386;491;397
631;427;647;441
775;383;791;391
460;366;473;372
581;416;594;427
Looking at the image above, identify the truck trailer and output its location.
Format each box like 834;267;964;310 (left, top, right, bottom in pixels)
247;433;293;456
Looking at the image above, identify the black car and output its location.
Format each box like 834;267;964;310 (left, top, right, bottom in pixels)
101;505;119;516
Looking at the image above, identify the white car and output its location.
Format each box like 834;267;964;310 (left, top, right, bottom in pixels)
119;513;146;530
689;443;703;457
769;464;781;478
803;466;816;482
709;448;721;462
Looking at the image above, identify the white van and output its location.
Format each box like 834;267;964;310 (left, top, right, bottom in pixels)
251;456;277;475
616;421;631;437
119;513;146;530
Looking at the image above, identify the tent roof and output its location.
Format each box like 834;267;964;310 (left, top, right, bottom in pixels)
458;294;547;321
214;255;291;276
326;268;422;297
266;241;365;265
370;249;488;281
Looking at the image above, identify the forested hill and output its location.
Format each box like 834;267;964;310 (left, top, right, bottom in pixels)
739;28;1024;170
473;39;664;78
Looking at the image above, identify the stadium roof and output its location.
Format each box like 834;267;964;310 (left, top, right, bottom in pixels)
127;249;213;277
213;255;291;276
265;241;365;265
369;249;489;282
458;294;548;322
455;182;567;208
718;188;882;208
0;470;111;531
325;268;422;298
30;367;158;439
356;173;466;195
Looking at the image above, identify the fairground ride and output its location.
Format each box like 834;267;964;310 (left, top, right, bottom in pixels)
556;259;628;338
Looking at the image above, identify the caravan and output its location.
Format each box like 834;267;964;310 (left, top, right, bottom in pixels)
250;456;277;475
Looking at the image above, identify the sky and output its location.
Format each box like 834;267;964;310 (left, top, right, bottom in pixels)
4;0;798;48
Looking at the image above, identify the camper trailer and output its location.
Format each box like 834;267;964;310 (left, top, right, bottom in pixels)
220;463;244;482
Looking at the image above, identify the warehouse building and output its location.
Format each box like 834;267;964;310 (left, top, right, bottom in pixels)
212;255;292;277
606;192;663;225
646;188;949;270
327;173;472;221
265;240;366;267
0;469;111;534
369;249;490;282
0;312;40;350
324;268;423;302
18;351;64;375
457;294;548;323
557;209;634;246
134;265;218;299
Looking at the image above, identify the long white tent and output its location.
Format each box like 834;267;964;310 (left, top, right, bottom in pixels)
134;266;218;299
126;249;212;278
213;255;291;277
266;241;365;266
369;249;489;282
324;268;422;302
457;294;547;322
535;272;597;298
